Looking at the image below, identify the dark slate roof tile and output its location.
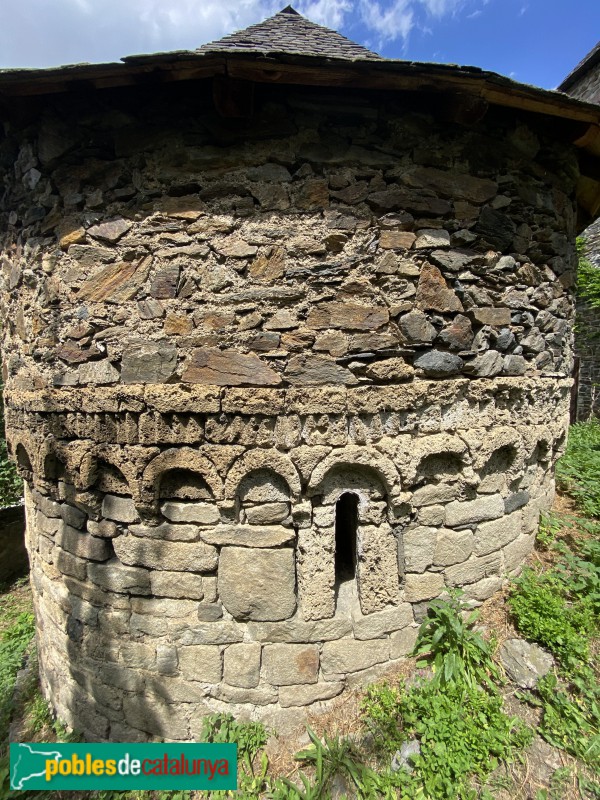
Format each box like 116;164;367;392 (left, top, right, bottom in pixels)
197;6;382;61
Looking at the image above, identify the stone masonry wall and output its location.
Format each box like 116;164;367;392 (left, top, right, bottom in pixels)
0;80;577;740
563;61;600;419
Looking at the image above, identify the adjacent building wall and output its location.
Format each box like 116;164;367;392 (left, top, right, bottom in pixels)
561;48;600;419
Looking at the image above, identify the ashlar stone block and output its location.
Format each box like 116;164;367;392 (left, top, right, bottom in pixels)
178;645;222;683
219;546;296;621
101;494;138;524
262;643;319;685
404;572;445;602
223;643;261;688
474;511;521;556
434;529;474;566
279;681;344;708
113;535;218;572
160;501;220;525
321;638;390;675
353;603;414;640
402;526;436;573
445;494;504;527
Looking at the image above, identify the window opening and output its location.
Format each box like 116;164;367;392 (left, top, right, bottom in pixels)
335;492;358;582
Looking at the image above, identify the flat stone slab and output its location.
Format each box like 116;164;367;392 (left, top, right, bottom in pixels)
499;638;554;688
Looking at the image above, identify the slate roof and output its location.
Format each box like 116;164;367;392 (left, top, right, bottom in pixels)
197;5;382;61
559;40;600;93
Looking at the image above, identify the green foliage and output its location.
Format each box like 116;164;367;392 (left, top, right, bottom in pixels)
0;611;34;736
0;437;22;508
556;421;600;518
198;712;269;798
508;565;595;668
533;667;600;769
411;590;500;690
363;679;531;800
510;444;600;781
0;379;22;508
577;236;600;310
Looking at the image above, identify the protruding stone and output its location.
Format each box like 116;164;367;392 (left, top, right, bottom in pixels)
399;310;436;344
445;495;504;527
102;494;138;524
416;263;463;312
262;644;319;685
414;351;464;377
87;219;132;243
218;547;296;621
499;639;554;688
161;502;220;525
321;639;390;675
223;643;261;688
121;339;177;384
183;348;281;386
178;645;222;683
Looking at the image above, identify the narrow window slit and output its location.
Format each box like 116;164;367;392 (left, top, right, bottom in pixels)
335;492;358;583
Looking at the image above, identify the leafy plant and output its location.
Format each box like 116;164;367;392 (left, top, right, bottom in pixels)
411;590;500;690
0;380;22;508
362;679;531;800
0;611;34;736
508;537;598;669
556;420;600;518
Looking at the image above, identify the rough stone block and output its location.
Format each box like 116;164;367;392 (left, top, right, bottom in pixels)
353;603;414;640
88;559;151;595
129;522;201;542
474;511;521;556
36;510;60;537
404;572;445;602
33;490;61;517
262;643;319;686
160;502;220;525
178;645;222;683
445;495;504;527
156;644;179;676
463;575;503;602
113;535;218;572
402;527;436;573
279;681;344;707
101;494;138;524
200;524;295;548
503;533;536;572
216;685;278;706
57;523;111;561
177;623;243;646
410;483;458;508
218;547;296;621
123;695;189;739
247;617;352;643
434;529;474;566
150;571;205;600
321;638;390;675
87;520;118;538
55;548;87;581
223;643;261;689
244;503;290;525
390;626;419;658
504;491;530;513
445;552;501;586
417;505;445;526
60;503;87;530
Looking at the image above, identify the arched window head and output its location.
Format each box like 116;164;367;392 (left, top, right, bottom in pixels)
335;492;358;583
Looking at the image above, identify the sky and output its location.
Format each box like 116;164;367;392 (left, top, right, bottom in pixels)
0;0;598;91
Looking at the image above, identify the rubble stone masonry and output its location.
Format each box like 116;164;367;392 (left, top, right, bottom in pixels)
0;80;576;739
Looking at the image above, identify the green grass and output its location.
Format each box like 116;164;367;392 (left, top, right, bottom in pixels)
555;420;600;518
